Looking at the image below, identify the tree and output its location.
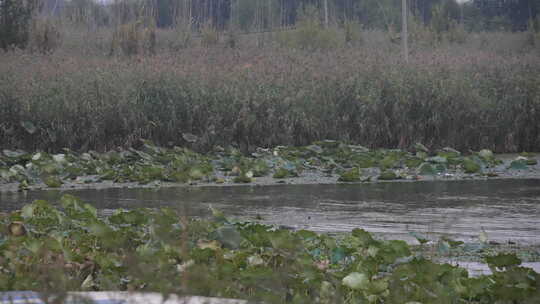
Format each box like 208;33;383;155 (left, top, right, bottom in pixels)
0;0;38;50
470;0;538;31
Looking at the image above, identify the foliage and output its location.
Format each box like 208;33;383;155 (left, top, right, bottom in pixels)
0;142;215;186
28;18;61;54
225;25;240;49
1;141;533;189
53;0;540;34
200;22;219;47
409;16;437;48
110;21;156;56
167;21;194;50
0;0;37;50
463;158;481;174
338;167;361;182
277;5;341;50
343;19;362;46
446;21;467;44
0;196;539;303
62;0;111;27
431;2;466;43
526;18;540;48
2;43;540;153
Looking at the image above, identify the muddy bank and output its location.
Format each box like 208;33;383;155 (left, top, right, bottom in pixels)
1;165;540;193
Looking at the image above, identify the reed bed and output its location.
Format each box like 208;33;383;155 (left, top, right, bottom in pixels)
1;32;539;153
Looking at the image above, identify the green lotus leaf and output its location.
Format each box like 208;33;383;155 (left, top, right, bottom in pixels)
21;204;34;218
352;228;376;246
526;158;538;165
3;149;27;159
330;246;347;264
273;167;297;178
404;157;423;169
214;225;243;249
378;170;398;180
437;241;451;256
415;151;428;160
409;232;429;244
342;272;369;290
20;121;37;134
486;253;522;269
306;145;323;154
247;255;265;266
478;149;494;160
509;160;528;170
463;158;481;173
418;163;436;176
338;167;361;182
233;174;252;183
189;167;205;180
427;156;447;164
44;176;63;188
414;143;429;153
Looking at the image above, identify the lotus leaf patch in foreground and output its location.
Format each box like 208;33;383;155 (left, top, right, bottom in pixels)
0;196;539;303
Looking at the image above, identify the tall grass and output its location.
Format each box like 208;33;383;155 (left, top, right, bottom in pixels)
0;29;539;153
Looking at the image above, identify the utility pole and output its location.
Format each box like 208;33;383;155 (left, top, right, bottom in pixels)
324;0;329;28
231;0;235;28
402;0;409;63
459;1;466;25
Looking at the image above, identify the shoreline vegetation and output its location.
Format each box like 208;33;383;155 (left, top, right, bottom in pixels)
0;141;538;192
1;195;539;302
1;0;539;160
1;42;540;154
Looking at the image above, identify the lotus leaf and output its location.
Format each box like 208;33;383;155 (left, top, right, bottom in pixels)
526;158;538;165
409;232;429;244
486;253;522;269
414;143;429;153
510;160;528;170
415;151;428;159
427;156;447;164
44;176;63;188
478;149;494;160
378;170;398;180
272;167;295;179
20;121;37;134
3;149;27;159
213;225;243;249
380;155;399;170
404;157;423;169
352;228;376;246
0;197;538;302
338;167;361;182
233;174;252;183
463;158;481;173
418;163;436;176
342;272;369;290
306;145;323;154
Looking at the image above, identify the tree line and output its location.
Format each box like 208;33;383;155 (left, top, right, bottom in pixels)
5;0;539;31
2;0;539;51
91;0;537;31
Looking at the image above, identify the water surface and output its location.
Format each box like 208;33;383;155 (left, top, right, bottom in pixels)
1;179;539;244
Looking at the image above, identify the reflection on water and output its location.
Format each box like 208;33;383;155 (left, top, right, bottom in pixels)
1;179;540;244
